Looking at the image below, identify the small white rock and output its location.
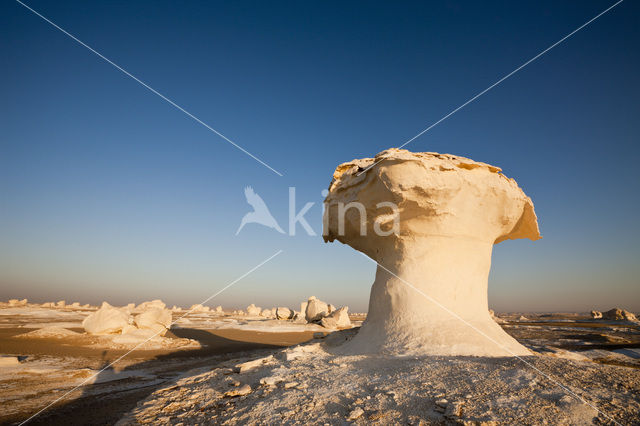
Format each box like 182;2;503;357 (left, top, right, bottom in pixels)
347;407;364;421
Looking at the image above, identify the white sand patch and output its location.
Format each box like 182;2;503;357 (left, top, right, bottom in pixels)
21;322;84;329
0;356;21;366
0;307;82;318
92;332;201;351
16;327;80;338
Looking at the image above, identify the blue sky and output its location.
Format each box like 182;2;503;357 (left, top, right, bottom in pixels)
1;0;638;312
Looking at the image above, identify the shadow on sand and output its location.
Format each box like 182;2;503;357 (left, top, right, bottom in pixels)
19;327;308;426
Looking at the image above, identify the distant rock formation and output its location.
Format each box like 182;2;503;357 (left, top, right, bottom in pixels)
83;301;173;336
324;149;541;356
136;299;166;311
276;307;293;320
590;310;603;319
189;304;211;313
602;308;637;322
246;304;261;316
82;302;132;335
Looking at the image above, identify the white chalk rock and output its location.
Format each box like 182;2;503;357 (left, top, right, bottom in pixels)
320;316;337;329
261;308;274;318
300;301;308;315
134;307;172;336
320;307;351;329
590;310;603;319
276;307;293;320
602;308;637;321
332;306;351;328
215;305;223;313
8;299;28;307
56;300;66;308
189;304;210;313
323;149;541;356
489;309;505;324
121;324;138;334
246;304;261;316
136;299;166;311
305;296;329;322
82;302;132;335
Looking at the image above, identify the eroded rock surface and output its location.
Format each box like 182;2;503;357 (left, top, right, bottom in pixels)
323;149;541;356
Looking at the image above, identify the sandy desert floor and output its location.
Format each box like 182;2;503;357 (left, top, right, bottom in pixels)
1;306;639;425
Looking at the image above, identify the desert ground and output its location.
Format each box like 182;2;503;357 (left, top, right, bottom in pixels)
1;301;639;425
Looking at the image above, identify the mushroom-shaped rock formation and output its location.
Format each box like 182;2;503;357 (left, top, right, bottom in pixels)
323;149;541;356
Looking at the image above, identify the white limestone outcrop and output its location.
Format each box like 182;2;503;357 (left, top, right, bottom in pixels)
134;307;173;336
246;304;261;316
323;149;541;356
82;302;132;335
320;306;352;329
305;296;329;322
276;307;293;320
602;308;637;322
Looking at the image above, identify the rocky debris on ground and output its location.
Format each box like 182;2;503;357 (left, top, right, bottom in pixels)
235;355;275;373
118;337;640;425
347;407;364;420
224;384;251;398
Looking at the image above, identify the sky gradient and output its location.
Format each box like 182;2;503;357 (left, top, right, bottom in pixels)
1;0;639;312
